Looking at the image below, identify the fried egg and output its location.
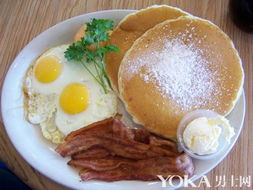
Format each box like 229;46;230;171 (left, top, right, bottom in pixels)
24;45;117;143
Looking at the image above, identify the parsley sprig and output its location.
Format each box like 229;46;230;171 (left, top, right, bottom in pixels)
64;18;119;93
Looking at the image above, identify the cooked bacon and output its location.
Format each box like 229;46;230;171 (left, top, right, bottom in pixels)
76;154;194;181
57;131;178;159
56;117;195;181
57;134;177;159
132;128;150;144
80;168;141;181
64;114;122;142
69;154;193;173
111;118;135;140
64;117;115;141
149;135;178;152
56;118;177;158
72;146;110;159
69;156;134;171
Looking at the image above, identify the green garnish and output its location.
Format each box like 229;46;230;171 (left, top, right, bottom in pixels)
64;18;119;93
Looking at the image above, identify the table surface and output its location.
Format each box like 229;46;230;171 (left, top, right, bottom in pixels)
0;0;252;189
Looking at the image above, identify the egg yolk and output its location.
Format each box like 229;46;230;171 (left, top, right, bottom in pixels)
60;83;89;114
35;56;62;83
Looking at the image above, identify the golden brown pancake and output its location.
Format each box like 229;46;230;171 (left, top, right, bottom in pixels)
118;16;244;139
105;5;188;92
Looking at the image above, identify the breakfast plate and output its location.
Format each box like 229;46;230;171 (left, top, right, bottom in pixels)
1;9;245;190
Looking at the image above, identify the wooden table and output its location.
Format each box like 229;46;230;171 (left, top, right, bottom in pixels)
0;0;252;189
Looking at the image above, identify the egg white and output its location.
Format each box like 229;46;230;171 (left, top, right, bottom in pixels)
24;45;118;143
55;79;117;135
30;45;95;94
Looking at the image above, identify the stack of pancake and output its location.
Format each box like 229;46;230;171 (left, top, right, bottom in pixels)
105;5;244;140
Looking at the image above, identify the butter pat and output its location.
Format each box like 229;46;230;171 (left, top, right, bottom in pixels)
183;116;235;155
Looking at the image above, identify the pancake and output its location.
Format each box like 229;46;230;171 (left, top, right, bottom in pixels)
118;16;244;139
105;5;188;92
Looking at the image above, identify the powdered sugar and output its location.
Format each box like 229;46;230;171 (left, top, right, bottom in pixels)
127;39;218;111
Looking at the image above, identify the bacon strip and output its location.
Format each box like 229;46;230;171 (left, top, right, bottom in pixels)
58;134;177;159
149;135;178;152
72;146;110;159
77;154;194;181
69;156;134;171
56;120;177;158
56;117;195;181
64;117;115;141
63;114;122;142
56;131;177;159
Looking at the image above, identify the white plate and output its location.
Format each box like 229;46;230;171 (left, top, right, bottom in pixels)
1;10;246;190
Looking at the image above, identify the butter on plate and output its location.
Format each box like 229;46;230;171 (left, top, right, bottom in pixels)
183;116;235;155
